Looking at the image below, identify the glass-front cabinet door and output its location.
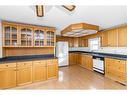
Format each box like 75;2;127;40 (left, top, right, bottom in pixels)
46;29;55;46
20;27;33;47
3;25;18;47
34;29;45;46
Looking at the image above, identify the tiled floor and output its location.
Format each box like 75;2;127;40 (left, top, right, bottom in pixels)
10;65;127;89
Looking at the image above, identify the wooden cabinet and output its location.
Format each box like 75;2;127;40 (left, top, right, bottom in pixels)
69;53;77;65
100;31;108;47
3;24;18;47
46;29;55;46
78;37;88;47
33;60;47;82
17;61;32;86
81;54;93;70
19;26;33;47
107;29;118;47
47;59;58;79
105;58;127;84
2;22;55;47
118;26;127;47
34;28;45;47
0;63;16;89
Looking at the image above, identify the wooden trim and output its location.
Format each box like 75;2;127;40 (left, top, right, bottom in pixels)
61;23;99;36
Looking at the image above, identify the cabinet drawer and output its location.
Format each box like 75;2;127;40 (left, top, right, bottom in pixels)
33;60;46;66
17;61;32;68
0;63;16;69
46;60;53;64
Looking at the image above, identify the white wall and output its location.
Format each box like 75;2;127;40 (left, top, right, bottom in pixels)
0;20;2;58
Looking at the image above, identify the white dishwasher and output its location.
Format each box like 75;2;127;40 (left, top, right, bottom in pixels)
93;56;104;74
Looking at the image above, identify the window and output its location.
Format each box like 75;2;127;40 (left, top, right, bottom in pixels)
88;37;100;51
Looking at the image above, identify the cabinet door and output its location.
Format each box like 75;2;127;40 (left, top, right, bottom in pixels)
17;66;32;86
100;31;108;47
46;29;55;46
85;55;93;70
47;59;58;79
33;61;47;82
20;26;33;47
3;25;18;47
118;26;127;47
0;68;16;89
34;28;45;47
108;29;118;47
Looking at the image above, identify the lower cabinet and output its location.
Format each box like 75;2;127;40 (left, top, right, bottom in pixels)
0;59;58;89
69;53;77;65
17;61;33;86
33;60;47;82
105;58;127;84
47;59;58;79
81;54;93;70
0;63;17;89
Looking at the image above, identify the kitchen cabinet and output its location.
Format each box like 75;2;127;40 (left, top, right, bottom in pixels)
118;26;127;47
47;59;58;79
105;58;127;84
17;61;33;86
34;28;45;47
0;63;17;89
78;37;88;47
33;60;47;82
100;31;108;47
81;54;93;70
107;29;118;47
2;21;56;47
3;24;18;47
69;53;77;65
19;26;33;47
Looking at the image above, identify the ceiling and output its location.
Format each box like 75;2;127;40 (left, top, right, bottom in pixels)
0;6;127;35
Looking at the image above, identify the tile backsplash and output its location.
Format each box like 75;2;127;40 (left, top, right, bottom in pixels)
69;47;127;55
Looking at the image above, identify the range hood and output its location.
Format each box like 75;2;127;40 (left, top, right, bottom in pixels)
61;23;99;37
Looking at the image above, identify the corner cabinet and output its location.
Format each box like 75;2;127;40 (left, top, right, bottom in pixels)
2;22;56;47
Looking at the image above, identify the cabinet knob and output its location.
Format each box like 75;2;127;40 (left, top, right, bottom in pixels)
6;65;8;67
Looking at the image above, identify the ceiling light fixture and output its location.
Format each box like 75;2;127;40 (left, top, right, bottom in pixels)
36;5;44;17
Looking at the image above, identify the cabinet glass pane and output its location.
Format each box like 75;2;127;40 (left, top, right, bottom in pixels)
4;26;18;46
46;31;54;46
21;28;32;46
34;30;44;46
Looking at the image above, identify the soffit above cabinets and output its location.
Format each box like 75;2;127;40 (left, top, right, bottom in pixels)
61;23;99;37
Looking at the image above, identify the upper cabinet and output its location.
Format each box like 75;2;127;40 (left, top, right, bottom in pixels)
3;24;18;47
118;26;127;47
107;29;118;47
20;26;33;47
46;29;55;46
2;22;56;47
34;28;45;47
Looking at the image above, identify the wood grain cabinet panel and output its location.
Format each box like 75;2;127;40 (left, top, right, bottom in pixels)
118;26;127;47
107;29;118;47
33;60;47;82
0;68;16;89
47;59;58;79
17;61;32;86
105;58;127;84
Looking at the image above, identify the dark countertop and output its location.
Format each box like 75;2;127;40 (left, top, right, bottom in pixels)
69;51;127;60
0;54;57;64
